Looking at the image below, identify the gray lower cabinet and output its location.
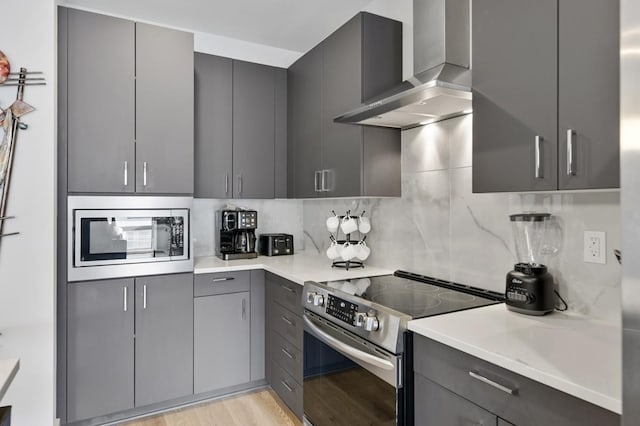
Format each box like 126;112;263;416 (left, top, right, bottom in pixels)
472;0;620;193
265;272;303;419
67;278;135;423
194;56;286;199
134;274;194;407
413;334;620;426
66;274;193;423
288;12;402;198
415;374;496;426
65;8;135;193
61;7;194;195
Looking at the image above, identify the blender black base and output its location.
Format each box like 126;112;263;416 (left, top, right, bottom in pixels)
506;304;553;316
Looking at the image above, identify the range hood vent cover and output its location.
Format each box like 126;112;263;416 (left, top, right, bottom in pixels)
336;0;472;130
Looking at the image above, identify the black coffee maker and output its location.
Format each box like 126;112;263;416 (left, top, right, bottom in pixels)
215;209;258;260
505;213;556;316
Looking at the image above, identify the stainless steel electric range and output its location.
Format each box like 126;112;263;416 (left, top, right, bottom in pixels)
302;270;504;426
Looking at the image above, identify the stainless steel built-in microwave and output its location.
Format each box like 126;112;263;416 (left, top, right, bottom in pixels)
68;196;193;282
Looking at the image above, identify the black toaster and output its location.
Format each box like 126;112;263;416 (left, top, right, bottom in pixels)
258;234;294;256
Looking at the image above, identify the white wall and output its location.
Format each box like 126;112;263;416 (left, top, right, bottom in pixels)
0;0;57;424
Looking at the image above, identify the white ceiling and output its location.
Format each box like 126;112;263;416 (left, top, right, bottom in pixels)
59;0;376;54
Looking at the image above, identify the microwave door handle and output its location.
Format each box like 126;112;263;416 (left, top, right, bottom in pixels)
303;315;394;371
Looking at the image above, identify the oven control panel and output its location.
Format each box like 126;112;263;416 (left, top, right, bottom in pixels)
326;295;359;325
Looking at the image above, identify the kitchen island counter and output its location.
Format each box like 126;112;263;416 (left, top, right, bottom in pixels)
409;304;621;414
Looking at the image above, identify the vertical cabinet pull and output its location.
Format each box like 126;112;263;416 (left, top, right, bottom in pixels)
314;170;321;192
123;161;128;187
567;129;576;176
321;170;329;192
225;173;229;195
123;286;128;312
143;162;148;187
534;136;543;179
242;298;246;321
143;284;147;310
237;175;243;196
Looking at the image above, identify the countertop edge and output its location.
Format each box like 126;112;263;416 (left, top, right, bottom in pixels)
407;322;622;414
0;358;19;402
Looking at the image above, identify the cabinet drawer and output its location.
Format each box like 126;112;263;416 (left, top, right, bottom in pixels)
194;271;250;297
414;335;619;426
270;302;303;351
271;330;303;384
271;362;303;419
266;272;302;316
414;374;496;426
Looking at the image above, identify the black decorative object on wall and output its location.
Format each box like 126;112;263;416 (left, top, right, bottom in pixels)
0;50;47;242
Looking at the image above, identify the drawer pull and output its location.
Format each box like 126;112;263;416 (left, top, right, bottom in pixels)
281;347;295;359
281;316;294;326
469;371;515;395
281;285;295;293
281;380;294;393
212;277;235;283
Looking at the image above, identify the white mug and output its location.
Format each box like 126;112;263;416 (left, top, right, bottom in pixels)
356;241;371;261
326;215;340;233
326;241;341;260
340;216;358;235
341;242;357;261
358;216;371;234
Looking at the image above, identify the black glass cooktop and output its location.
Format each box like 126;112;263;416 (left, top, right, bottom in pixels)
322;271;503;319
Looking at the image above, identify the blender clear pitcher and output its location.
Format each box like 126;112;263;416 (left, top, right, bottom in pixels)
509;213;552;266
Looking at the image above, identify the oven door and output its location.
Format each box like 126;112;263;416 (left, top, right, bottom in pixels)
303;312;403;426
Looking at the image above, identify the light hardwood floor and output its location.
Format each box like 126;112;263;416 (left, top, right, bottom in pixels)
121;389;302;426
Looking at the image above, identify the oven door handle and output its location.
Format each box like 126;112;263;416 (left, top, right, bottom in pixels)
303;314;395;371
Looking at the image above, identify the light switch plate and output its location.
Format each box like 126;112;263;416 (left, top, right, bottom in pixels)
584;231;606;264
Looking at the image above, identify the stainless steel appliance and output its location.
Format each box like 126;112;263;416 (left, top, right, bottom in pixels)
67;196;193;282
215;209;258;260
258;233;294;256
505;213;556;315
302;271;503;426
621;0;639;423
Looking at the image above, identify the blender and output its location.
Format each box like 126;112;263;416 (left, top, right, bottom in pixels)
505;213;556;315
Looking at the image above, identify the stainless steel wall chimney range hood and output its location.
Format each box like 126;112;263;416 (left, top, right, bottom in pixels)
335;0;471;130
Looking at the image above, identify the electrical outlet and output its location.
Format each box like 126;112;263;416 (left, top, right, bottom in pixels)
584;231;606;264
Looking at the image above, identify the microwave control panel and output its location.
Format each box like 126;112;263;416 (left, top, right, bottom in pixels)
326;295;359;325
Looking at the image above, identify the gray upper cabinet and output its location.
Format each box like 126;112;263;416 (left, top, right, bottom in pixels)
473;0;620;193
288;45;323;198
67;279;134;423
472;0;558;193
62;8;194;195
134;273;194;407
66;9;135;193
557;0;620;190
288;12;402;199
194;54;233;198
233;61;276;198
194;56;286;199
136;23;194;194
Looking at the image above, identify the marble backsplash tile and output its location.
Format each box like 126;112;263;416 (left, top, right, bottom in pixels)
302;115;621;322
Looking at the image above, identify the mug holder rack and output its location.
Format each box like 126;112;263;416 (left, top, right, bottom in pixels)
331;214;365;270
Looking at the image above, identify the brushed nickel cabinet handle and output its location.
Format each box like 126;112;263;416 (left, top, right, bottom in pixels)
280;380;294;393
281;285;295;293
242;298;247;321
314;170;321;192
567;129;576;176
123;286;128;312
212;277;235;283
281;316;294;326
143;284;147;309
143;162;148;187
123;161;128;186
281;347;295;359
469;371;515;395
321;170;329;192
534;136;543;179
225;173;229;195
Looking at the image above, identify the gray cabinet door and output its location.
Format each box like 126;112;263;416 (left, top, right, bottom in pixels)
194;291;251;393
472;0;558;193
66;9;135;193
558;0;620;190
194;53;233;198
415;374;497;426
134;273;194;407
250;270;266;381
288;46;323;198
274;69;288;198
233;60;275;199
67;279;134;422
136;23;194;194
321;15;363;198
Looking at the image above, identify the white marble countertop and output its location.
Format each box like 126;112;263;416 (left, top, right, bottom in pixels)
408;304;621;414
194;253;394;285
0;358;19;402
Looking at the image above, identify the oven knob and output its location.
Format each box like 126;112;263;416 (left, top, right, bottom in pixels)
306;292;325;307
355;312;379;332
